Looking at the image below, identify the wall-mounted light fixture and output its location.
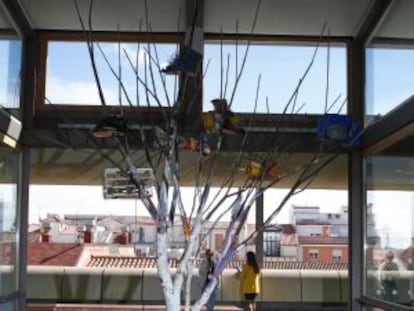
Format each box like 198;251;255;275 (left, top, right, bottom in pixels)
0;107;22;149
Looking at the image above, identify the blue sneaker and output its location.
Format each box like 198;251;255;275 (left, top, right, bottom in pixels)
162;46;202;75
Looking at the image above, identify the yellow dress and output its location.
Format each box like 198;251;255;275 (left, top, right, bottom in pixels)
239;263;260;294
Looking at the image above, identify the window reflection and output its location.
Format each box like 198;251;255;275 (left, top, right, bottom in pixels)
0;147;19;295
0;6;22;308
366;46;414;119
365;155;414;307
0;39;22;108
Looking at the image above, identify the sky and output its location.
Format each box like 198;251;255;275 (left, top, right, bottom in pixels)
44;41;347;114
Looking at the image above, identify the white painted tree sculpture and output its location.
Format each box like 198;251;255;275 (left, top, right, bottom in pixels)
66;1;362;310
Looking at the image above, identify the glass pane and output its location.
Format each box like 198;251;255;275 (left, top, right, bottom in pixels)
0;39;22;108
46;41;178;107
264;188;348;262
365;46;414;119
203;42;347;114
365;155;414;307
0;146;19;294
0;300;16;311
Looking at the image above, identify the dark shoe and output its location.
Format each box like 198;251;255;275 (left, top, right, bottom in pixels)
92;115;129;138
162;47;202;75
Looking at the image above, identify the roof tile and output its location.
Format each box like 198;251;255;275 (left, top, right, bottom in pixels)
86;256;348;270
28;243;84;266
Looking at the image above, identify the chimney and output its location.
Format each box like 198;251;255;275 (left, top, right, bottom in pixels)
41;232;50;242
322;225;329;239
84;227;94;243
119;232;129;245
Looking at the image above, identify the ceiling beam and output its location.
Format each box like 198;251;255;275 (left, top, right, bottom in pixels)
363;95;414;155
0;0;33;37
22;113;338;154
353;0;394;46
175;0;204;130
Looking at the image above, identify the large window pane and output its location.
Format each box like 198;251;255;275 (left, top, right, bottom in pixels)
366;46;414;119
365;155;414;307
264;188;348;263
203;42;347;114
0;300;16;311
0;147;19;295
0;39;22;109
0;7;22;311
45;41;178;107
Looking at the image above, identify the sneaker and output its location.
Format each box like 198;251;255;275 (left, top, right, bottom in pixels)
92;115;129;138
162;47;202;75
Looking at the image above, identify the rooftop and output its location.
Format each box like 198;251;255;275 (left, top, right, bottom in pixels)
86;256;349;270
28;243;84;266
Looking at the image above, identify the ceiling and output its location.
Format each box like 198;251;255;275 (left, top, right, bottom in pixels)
9;0;396;38
375;0;414;39
0;1;13;29
16;0;357;35
12;0;414;39
0;0;412;38
21;112;350;188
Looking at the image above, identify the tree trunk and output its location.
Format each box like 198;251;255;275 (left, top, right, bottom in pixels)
164;292;181;311
157;231;178;311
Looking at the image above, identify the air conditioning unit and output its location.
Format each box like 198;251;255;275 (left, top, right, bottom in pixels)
103;167;154;199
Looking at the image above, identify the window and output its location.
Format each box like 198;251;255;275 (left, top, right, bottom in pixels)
263;230;282;257
332;249;342;261
0;147;19;296
0;7;22;310
365;155;413;304
365;46;414;119
0;39;21;108
309;249;319;260
310;232;321;237
138;227;144;242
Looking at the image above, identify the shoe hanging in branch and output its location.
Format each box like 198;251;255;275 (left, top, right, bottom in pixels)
92;115;129;138
162;46;202;75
